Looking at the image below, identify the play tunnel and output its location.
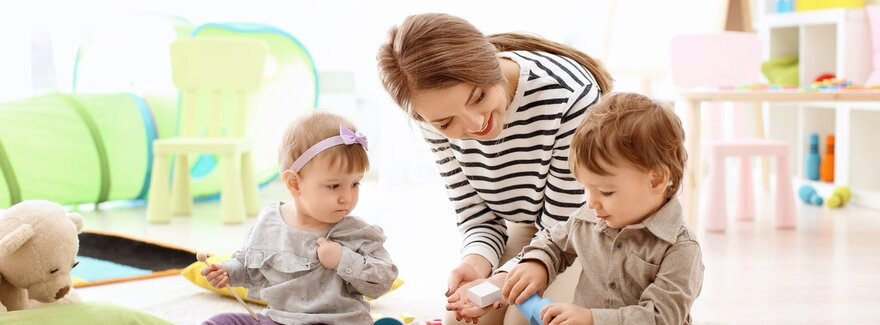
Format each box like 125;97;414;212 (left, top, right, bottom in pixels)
0;22;317;208
0;93;162;207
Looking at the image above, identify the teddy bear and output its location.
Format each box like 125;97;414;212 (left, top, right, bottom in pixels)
0;200;84;312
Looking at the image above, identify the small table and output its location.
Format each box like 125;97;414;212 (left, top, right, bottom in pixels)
679;89;880;227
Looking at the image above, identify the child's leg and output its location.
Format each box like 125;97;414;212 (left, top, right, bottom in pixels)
444;221;540;325
202;312;277;325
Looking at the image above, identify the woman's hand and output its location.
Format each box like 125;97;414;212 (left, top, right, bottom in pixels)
446;255;491;297
200;263;229;288
502;260;549;304
446;273;508;323
541;303;593;325
316;238;343;269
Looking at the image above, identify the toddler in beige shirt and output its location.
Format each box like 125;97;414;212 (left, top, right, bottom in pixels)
501;92;704;325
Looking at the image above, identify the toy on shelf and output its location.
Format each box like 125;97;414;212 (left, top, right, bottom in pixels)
827;186;852;208
814;73;837;83
515;294;552;325
811;76;856;90
467;282;502;308
798;185;824;206
820;135;835;182
775;0;795;12
796;0;866;12
806;133;821;181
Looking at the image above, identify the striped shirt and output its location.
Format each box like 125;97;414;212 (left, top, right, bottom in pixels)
421;50;602;268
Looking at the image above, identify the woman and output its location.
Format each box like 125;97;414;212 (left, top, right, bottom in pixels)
377;13;613;324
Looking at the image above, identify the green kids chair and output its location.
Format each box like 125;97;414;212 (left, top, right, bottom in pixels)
146;39;266;224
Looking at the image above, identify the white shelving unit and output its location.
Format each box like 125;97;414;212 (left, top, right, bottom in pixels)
755;4;880;210
757;8;871;85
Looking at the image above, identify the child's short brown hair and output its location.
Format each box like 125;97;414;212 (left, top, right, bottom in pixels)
278;112;369;175
570;92;686;197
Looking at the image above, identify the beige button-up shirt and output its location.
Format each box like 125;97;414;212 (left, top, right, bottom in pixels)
520;198;703;325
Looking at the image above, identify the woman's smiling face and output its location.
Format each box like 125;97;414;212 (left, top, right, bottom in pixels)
411;82;510;140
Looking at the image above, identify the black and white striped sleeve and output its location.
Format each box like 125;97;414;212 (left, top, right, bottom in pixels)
420;126;509;268
497;74;599;274
540;82;597;226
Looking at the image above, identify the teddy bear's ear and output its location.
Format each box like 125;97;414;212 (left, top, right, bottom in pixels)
0;224;35;257
67;212;85;233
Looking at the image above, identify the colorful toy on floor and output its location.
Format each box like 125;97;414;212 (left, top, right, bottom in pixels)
467;281;502;308
806;133;821;180
798;185;824;206
820;135;835;182
399;313;415;324
827;186;852;208
425;319;443;325
515;294;552;325
373;317;404;325
372;312;417;325
0;200;84;312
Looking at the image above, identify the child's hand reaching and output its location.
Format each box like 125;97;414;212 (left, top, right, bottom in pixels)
200;263;229;288
503;260;549;305
541;303;593;325
316;237;342;269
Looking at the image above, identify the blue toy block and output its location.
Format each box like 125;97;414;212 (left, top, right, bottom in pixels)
515;294;552;325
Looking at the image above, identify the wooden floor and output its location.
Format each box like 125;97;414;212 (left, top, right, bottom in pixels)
693;199;880;324
71;179;880;324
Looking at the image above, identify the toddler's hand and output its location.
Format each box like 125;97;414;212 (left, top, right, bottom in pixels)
541;303;593;325
316;237;342;269
200;263;229;288
503;260;549;305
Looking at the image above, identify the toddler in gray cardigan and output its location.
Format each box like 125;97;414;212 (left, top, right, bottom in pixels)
202;112;398;325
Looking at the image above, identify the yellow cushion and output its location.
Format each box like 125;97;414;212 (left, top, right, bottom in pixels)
180;255;403;304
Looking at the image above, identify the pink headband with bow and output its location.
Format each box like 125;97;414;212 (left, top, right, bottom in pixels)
289;125;368;172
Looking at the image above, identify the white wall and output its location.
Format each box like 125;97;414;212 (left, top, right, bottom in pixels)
0;0;728;183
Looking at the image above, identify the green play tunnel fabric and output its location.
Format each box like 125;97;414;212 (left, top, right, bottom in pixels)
0;93;163;207
1;22;318;208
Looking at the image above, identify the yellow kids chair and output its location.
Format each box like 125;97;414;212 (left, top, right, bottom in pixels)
146;39;266;224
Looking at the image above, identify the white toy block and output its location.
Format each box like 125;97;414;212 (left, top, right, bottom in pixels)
467;281;502;308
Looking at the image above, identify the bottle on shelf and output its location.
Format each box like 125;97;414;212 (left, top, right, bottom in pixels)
806;133;821;181
820;134;835;182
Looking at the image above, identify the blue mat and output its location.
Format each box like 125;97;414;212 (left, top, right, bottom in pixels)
72;256;152;282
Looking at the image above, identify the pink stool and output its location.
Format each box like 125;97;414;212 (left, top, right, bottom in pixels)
704;139;797;232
